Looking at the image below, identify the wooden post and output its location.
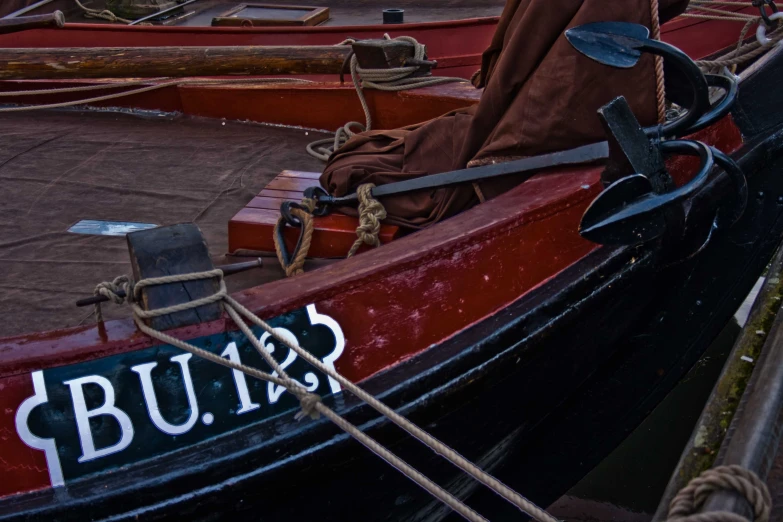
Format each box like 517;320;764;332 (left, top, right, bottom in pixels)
0;45;353;79
0;11;63;34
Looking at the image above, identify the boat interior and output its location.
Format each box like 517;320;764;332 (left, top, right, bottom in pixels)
0;82;485;340
0;2;757;346
2;0;506;27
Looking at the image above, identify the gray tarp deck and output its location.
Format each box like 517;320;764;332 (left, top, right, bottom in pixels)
0;110;323;338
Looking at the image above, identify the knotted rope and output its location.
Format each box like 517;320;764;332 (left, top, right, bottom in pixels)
307;34;468;162
93;275;132;322
666;465;772;522
347;183;387;257
93;269;561;522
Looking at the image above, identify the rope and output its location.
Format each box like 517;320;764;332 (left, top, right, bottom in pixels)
347;183;387;257
307;34;468;162
651;0;667;123
273;198;316;277
666;465;772;522
0;77;314;113
94;269;561;522
93;275;132;322
679;0;783;70
74;0;135;24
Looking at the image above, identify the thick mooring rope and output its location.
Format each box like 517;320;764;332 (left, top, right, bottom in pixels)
651;0;667;123
307;35;468;162
95;270;560;522
665;465;772;522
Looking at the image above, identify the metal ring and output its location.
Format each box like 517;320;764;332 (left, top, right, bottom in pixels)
302;186;332;216
757;11;783;45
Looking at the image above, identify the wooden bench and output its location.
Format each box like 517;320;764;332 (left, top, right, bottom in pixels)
228;170;401;258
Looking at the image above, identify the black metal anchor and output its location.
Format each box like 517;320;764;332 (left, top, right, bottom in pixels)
563;21;748;248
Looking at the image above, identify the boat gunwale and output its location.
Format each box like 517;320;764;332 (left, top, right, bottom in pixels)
0;162;604;377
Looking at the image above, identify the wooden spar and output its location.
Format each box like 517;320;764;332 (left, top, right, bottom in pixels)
0;11;63;34
0;44;353;79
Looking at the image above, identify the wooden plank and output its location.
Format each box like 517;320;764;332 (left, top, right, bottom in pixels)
257;188;310;200
247;196;288;211
279;170;322;180
266;176;321;192
127;223;222;331
0;44;351;80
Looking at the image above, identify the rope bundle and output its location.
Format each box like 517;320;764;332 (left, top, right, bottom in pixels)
307;34;468;162
666;465;772;522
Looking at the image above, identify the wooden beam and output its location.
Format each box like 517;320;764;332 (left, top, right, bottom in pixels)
0;11;63;33
0;44;353;79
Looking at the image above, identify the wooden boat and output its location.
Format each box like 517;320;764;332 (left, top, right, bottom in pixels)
0;0;760;81
0;8;782;522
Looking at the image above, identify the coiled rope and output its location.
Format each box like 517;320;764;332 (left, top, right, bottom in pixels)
94;269;560;522
665;465;772;522
306;35;468;162
74;0;136;24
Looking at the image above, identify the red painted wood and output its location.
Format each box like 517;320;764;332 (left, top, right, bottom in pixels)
0;374;50;496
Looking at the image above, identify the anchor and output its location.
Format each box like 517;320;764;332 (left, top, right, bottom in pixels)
565;21;748;249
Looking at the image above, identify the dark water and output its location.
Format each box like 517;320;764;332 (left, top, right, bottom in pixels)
544;302;750;520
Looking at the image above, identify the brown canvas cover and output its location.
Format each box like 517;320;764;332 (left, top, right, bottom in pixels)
320;0;689;229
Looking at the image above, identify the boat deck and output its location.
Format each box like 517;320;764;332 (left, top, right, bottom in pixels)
0;109;330;338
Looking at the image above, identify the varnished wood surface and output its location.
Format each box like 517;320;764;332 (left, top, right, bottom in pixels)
0;44;352;79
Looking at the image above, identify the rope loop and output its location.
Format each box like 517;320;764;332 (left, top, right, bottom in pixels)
273;198;316;277
667;465;772;522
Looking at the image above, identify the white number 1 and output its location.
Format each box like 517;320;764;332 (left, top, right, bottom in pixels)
221;342;261;415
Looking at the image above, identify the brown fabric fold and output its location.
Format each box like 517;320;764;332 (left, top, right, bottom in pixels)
321;0;690;229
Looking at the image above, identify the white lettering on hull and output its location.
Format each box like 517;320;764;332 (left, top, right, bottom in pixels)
64;375;135;463
15;371;64;487
131;353;199;436
13;304;345;487
221;342;261;415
